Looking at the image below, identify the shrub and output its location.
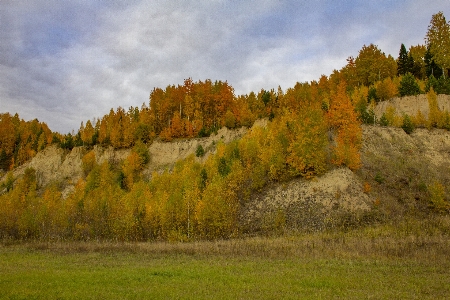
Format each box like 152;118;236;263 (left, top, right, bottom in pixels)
401;114;415;134
196;145;205;157
379;113;389;126
374;173;385;184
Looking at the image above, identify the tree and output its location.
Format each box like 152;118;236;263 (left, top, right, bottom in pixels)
398;73;421;96
425;12;450;78
286;108;328;178
397;44;410;75
377;77;398;101
355;44;397;86
81;120;95;146
425;46;443;78
401;114;414;134
327;82;362;170
427;88;441;128
409;45;427;79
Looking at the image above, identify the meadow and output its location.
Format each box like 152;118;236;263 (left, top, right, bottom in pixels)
2;219;450;299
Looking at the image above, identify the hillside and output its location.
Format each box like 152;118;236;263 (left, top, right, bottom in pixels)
2;108;449;237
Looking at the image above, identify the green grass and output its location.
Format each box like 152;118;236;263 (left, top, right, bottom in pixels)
2;225;450;300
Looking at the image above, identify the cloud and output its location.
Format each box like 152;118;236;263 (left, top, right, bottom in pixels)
1;0;449;133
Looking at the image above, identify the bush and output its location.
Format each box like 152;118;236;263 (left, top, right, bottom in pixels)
401;114;415;134
379;113;389;126
374;173;385;184
196;145;205;157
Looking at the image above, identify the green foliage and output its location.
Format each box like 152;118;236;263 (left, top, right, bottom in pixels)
261;90;271;106
2;171;14;192
379;113;389;126
398;73;422;96
218;157;230;177
425;47;443;78
426;75;450;94
0;149;9;171
199;168;208;190
374;173;385;184
401;114;415;134
132;141;150;165
195;144;205;157
397;43;412;76
355;99;375;124
134;123;151;143
367;87;379;102
425;11;450;77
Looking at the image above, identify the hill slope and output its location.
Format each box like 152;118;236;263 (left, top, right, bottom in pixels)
2;120;449;233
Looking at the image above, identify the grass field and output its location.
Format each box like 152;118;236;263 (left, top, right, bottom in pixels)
1;221;450;299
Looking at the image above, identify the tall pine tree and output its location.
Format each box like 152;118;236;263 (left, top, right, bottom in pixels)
397;43;410;75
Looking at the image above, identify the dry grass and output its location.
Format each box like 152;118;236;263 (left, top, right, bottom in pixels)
3;215;449;262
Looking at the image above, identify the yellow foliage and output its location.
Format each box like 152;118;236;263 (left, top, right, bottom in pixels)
412;110;427;128
385;105;403;127
427;88;441;128
376;77;398;101
286;108;328;177
81;151;96;176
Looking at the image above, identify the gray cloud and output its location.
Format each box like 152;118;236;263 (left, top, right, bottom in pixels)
1;0;449;133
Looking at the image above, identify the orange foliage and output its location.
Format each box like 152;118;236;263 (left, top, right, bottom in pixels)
327;82;362;170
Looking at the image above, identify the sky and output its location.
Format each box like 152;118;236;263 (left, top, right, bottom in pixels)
1;1;450;133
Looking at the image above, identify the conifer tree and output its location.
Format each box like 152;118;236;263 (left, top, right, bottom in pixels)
397;43;409;75
399;73;421;96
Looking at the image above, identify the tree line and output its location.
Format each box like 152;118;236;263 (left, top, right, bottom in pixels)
1;11;449;172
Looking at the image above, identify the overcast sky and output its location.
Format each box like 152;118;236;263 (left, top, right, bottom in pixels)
1;1;450;133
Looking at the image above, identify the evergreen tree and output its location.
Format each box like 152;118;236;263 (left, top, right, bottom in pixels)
397;44;409;75
401;114;415;134
425;46;443;78
398;73;421;96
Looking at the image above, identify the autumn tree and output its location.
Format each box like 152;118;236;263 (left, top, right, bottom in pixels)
409;44;427;79
81;120;95;146
376;77;398;101
427;88;441;128
355;44;397;86
425;11;450;78
286;107;328;178
327;82;362;170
